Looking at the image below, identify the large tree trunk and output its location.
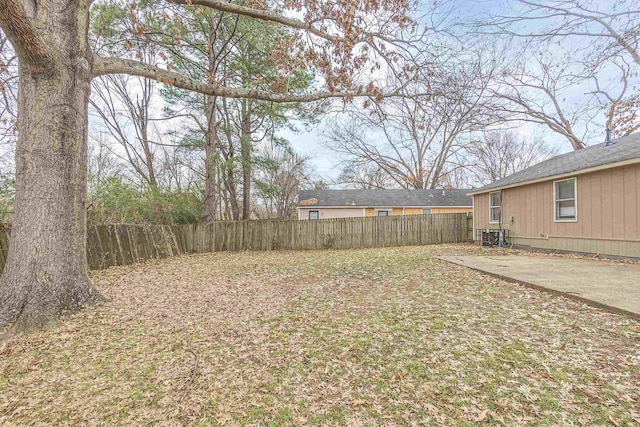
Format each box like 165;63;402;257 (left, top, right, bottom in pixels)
240;102;252;220
201;95;218;224
139;103;157;187
220;97;240;220
225;167;240;221
0;3;102;335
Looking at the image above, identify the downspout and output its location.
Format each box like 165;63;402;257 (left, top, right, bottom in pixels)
497;189;512;247
498;189;503;234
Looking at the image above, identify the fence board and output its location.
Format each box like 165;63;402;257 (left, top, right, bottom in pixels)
0;213;472;274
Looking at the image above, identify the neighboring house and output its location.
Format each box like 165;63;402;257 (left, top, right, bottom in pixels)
470;133;640;258
297;189;473;220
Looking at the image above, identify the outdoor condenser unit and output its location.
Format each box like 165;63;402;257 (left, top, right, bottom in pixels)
480;229;510;247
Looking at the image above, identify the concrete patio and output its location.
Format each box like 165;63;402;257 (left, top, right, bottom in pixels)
439;255;640;318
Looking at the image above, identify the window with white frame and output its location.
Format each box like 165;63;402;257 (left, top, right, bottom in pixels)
489;192;501;223
309;210;319;220
555;178;577;221
422;208;432;215
377;210;390;216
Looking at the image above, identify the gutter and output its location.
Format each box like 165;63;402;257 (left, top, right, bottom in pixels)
296;205;473;209
467;157;640;196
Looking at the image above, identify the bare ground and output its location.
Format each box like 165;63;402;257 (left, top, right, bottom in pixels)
0;244;638;426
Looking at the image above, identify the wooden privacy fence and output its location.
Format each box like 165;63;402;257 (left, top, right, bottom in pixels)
0;213;473;273
212;213;471;251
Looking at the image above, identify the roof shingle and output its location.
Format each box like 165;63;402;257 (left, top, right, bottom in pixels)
471;133;640;194
297;189;472;207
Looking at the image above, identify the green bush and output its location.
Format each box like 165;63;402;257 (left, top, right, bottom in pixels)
88;178;202;225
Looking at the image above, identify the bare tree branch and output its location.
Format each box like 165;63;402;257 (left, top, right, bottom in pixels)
486;0;640;66
169;0;340;43
93;56;411;102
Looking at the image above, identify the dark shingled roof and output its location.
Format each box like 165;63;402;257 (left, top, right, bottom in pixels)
297;189;472;207
471;133;640;194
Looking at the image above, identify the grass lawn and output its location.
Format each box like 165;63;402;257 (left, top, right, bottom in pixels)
1;244;639;426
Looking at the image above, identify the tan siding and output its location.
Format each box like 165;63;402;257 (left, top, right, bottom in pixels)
623;166;637;237
431;207;473;214
525;185;532;234
543;182;552;236
298;208;364;219
472;163;640;258
591;172;602;238
301;206;472;218
612;169;625;238
473;193;490;230
581;173;592;236
601;169;613;238
404;208;424;215
637;165;640;235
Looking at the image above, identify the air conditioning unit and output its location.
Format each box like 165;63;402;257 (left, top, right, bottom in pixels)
479;229;511;247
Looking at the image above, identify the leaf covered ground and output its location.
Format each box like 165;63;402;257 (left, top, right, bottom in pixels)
1;244;639;426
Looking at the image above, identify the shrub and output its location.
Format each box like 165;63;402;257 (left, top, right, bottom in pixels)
88;178;202;225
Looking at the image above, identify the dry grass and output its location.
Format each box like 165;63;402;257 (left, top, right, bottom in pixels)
1;244;639;426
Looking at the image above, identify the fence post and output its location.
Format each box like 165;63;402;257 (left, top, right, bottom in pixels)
0;213;473;275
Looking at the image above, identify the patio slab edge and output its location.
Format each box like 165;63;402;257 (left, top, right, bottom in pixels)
437;256;640;321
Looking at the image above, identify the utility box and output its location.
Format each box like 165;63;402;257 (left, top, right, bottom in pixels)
478;229;510;247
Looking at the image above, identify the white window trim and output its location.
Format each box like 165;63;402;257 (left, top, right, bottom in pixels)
554;177;578;223
489;191;501;224
375;209;391;216
309;210;319;220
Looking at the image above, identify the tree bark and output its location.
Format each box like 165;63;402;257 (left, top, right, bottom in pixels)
201;95;218;224
0;2;102;335
225;166;240;221
139;78;157;187
240;101;252;220
201;21;220;224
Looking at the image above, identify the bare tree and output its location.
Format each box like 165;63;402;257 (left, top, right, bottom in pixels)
338;160;396;189
481;1;640;148
0;32;17;173
90;73;163;187
466;130;559;185
488;0;640;66
253;144;312;219
589;58;640;137
436;165;474;189
87;132;122;188
491;52;594;150
324;52;500;189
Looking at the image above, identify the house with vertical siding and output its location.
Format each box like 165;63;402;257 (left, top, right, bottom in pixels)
469;133;640;258
297;189;472;220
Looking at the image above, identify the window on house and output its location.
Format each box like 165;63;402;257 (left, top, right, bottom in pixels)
489;192;501;223
377;210;390;217
309;210;319;220
555;178;577;221
422;208;432;215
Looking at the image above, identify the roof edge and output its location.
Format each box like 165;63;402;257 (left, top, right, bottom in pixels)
468;157;640;196
297;205;473;208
